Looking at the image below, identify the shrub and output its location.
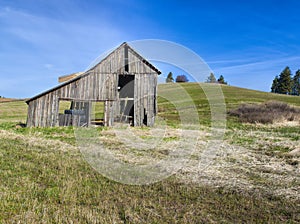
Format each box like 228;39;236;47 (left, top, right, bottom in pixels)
228;101;300;124
175;75;189;83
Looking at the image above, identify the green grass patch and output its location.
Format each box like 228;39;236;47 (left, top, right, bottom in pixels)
0;135;299;223
0;100;28;123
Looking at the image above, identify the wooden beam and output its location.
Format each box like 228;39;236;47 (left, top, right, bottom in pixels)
58;72;83;83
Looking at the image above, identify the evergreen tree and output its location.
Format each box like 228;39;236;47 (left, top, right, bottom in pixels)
277;66;292;94
206;73;217;83
166;72;174;83
271;76;279;93
175;75;189;82
291;70;300;96
217;75;227;85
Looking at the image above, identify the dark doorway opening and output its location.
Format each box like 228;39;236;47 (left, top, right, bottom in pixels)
118;74;135;125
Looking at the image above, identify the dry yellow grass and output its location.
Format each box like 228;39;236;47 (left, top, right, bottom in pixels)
1;127;299;223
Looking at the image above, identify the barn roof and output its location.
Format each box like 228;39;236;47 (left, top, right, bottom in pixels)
58;72;83;83
26;42;161;104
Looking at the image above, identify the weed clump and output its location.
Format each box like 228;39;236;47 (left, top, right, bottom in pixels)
229;101;300;124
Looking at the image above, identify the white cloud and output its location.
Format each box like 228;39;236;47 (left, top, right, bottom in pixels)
0;6;134;97
214;56;300;74
1;7;127;50
210;56;300;92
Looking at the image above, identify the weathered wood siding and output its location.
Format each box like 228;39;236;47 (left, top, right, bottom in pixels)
133;74;158;126
127;47;158;126
26;72;118;127
26;43;160;127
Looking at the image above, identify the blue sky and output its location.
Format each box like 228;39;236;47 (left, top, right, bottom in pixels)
1;0;300;98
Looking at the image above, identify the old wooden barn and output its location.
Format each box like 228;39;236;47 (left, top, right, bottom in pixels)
26;42;161;127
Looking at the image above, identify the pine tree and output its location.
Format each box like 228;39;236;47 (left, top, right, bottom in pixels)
217;75;227;85
291;70;300;96
277;66;292;94
166;72;174;83
271;76;279;93
206;73;217;83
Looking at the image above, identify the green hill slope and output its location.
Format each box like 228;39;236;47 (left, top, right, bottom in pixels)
0;84;299;223
172;82;300;108
158;83;300;126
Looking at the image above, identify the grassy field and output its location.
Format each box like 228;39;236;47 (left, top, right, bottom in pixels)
0;83;299;223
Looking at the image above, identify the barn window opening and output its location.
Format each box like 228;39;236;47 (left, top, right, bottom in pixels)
90;101;105;126
58;99;90;127
118;74;134;98
58;100;72;114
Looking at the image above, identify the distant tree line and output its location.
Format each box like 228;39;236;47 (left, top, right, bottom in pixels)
271;66;300;95
206;73;227;84
165;72;227;84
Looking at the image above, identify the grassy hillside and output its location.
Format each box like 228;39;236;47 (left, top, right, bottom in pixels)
0;100;27;123
158;83;300;126
0;84;299;223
